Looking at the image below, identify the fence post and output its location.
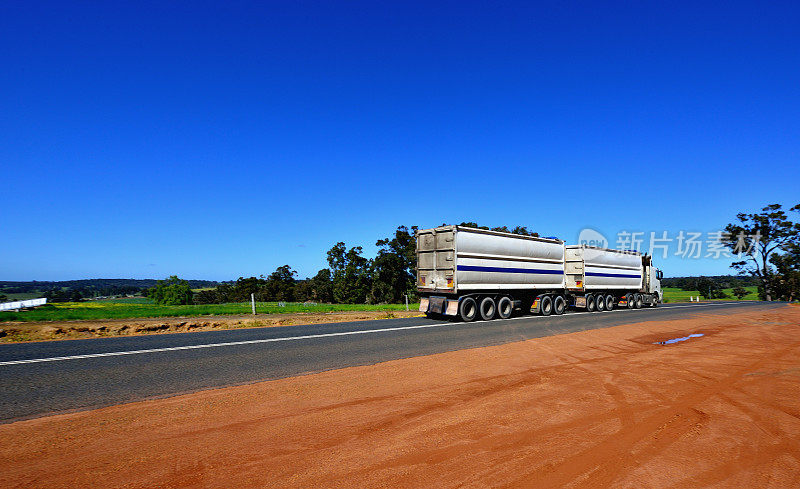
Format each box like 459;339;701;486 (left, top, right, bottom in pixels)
251;293;256;315
404;294;409;311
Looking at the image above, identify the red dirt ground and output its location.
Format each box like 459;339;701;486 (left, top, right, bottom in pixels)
1;306;799;488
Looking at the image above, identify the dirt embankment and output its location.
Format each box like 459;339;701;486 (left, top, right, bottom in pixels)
1;307;799;488
0;310;424;343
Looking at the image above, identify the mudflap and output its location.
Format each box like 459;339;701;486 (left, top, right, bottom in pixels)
427;296;446;315
530;297;541;314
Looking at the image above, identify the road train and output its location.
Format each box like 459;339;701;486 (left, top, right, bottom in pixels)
417;225;662;321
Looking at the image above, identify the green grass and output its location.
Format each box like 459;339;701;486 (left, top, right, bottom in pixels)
90;296;152;303
0;300;419;322
662;286;759;303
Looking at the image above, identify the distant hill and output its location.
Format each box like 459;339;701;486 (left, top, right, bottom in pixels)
0;279;222;301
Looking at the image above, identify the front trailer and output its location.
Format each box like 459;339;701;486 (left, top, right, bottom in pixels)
417;226;663;322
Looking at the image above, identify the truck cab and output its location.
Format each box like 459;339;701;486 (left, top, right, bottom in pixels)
642;255;663;303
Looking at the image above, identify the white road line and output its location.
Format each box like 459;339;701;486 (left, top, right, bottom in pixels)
0;302;757;366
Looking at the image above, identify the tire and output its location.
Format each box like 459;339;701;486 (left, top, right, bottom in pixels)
596;294;605;311
586;294;595;312
479;297;496;320
459;297;478;322
626;293;635;309
634;293;643;309
497;297;513;319
540;295;553;316
605;294;614;311
652;294;659;307
553;295;566;315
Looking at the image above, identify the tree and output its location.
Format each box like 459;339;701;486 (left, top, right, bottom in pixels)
193;289;221;304
224;276;265;302
327;242;372;303
371;225;418;303
213;283;235;303
731;286;749;300
456;222;538;236
722;204;800;301
458;222;489;230
146;276;194;305
770;240;800;302
264;265;297;301
511;226;539;237
307;269;333;303
694;277;728;299
43;288;82;302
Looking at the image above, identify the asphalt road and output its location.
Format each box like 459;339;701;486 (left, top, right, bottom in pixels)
0;301;781;423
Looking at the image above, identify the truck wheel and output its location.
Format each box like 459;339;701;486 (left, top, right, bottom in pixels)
596;294;605;311
652;294;659;307
459;297;478;322
497;297;513;319
626;293;635;309
634;294;643;309
605;295;615;311
553;295;566;315
540;295;553;316
479;297;497;321
586;294;595;312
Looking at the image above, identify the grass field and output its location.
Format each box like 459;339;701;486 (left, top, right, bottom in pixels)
0;300;419;323
661;286;759;302
1;287;759;323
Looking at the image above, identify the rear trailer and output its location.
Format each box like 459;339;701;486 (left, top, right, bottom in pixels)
417;226;662;321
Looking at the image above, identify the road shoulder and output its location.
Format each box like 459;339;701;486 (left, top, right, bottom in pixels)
0;309;426;343
1;305;798;488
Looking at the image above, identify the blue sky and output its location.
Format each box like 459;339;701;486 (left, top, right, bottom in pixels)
1;1;798;281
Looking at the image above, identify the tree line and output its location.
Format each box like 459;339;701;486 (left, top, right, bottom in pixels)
12;209;795;307
141;208;800;306
0;279;220;303
161;225;422;305
161;206;800;306
146;223;539;305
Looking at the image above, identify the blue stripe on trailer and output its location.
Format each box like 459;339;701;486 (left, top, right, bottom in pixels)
585;271;641;278
457;265;563;275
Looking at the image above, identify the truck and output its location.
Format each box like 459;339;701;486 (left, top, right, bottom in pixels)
416;225;663;321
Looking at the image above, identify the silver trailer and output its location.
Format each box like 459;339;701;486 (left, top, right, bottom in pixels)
417;225;663;321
